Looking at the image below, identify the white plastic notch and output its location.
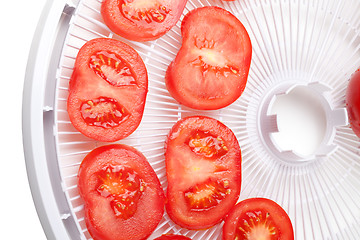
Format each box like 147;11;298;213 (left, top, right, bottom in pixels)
43;106;54;112
61;213;71;220
258;81;348;164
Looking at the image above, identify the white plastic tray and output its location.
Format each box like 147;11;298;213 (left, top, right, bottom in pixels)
24;0;360;239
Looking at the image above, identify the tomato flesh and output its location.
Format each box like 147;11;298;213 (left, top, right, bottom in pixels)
187;130;228;158
78;144;165;240
101;0;187;41
121;1;170;23
165;116;241;229
67;38;148;142
166;6;252;110
96;165;144;219
190;38;241;78
346;69;360;138
235;210;278;239
223;198;294;240
184;178;230;211
81;97;128;128
89;51;136;86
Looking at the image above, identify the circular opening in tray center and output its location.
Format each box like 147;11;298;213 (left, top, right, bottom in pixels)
270;86;327;156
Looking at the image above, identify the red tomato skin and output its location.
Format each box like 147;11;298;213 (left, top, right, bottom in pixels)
165;116;242;230
346;70;360;138
166;6;252;110
101;0;188;42
154;234;192;240
67;38;148;142
78;144;165;240
223;198;294;240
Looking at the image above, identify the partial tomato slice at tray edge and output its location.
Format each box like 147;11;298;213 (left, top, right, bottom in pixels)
346;69;360;138
154;234;192;240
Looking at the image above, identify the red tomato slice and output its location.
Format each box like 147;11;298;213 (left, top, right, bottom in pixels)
166;6;252;110
154;234;192;240
78;144;165;240
165;116;242;230
101;0;188;41
223;198;294;240
67;38;148;142
346;69;360;138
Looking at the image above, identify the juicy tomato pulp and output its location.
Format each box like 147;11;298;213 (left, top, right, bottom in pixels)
165;116;242;229
67;38;148;142
346;69;360;138
154;234;192;240
223;198;294;240
96;165;144;219
166;6;252;110
101;0;188;41
78;144;165;240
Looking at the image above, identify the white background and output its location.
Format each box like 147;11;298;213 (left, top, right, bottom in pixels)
1;0;47;239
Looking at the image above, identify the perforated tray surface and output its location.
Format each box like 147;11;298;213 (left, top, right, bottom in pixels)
55;0;360;239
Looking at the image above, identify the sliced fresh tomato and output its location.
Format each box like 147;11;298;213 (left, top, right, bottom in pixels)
154;234;192;240
78;144;165;240
165;116;242;229
346;69;360;138
67;38;148;142
223;198;294;240
165;6;252;110
101;0;188;41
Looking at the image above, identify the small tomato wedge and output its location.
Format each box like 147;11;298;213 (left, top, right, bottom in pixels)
346;69;360;138
154;234;192;240
223;198;294;240
67;38;148;142
166;6;252;110
165;116;242;229
78;144;165;240
101;0;188;41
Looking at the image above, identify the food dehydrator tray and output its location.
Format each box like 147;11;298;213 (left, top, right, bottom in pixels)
23;0;360;239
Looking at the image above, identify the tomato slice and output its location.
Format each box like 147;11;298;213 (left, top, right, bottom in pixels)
223;198;294;240
165;6;252;110
154;234;192;240
346;69;360;138
78;144;165;240
67;38;148;142
165;116;242;229
101;0;188;41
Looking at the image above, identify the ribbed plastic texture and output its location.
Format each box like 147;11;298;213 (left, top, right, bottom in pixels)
55;0;360;239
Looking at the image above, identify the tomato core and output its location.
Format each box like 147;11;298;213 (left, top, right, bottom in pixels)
96;165;145;219
187;131;228;158
184;179;231;211
89;51;136;86
81;97;128;128
191;38;240;78
120;0;170;24
235;210;279;240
